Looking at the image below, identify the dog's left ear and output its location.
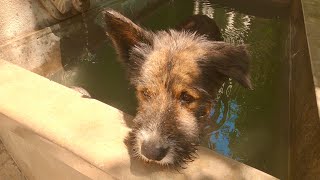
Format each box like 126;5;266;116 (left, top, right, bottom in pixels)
104;10;152;64
202;42;253;89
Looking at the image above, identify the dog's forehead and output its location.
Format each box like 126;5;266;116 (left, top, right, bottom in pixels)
139;31;210;86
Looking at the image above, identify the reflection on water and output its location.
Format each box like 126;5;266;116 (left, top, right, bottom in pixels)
206;81;242;158
194;0;214;18
49;0;288;179
193;0;252;158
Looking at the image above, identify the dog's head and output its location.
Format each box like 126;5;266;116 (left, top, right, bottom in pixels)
104;10;252;168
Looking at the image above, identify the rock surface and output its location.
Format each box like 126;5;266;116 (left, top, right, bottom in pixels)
0;140;25;180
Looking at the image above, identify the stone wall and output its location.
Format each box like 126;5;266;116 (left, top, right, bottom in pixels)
289;0;320;178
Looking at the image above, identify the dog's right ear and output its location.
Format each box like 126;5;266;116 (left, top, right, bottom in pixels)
201;42;253;89
104;10;152;64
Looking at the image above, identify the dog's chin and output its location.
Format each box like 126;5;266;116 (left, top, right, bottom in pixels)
134;148;197;169
137;149;175;166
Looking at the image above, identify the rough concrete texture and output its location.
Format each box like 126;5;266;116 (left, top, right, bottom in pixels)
289;0;320;179
301;0;320;118
0;140;26;180
0;60;277;179
0;26;63;77
0;0;57;45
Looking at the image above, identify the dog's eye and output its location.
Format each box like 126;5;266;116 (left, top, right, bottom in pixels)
180;91;195;104
141;89;151;99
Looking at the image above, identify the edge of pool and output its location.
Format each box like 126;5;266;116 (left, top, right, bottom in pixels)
0;60;278;180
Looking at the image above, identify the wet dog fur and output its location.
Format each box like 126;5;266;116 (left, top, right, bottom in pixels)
104;10;252;169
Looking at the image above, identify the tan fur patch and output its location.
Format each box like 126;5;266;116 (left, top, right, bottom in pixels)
176;108;198;138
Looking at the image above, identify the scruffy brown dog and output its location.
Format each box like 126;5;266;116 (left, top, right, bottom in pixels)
104;10;252;168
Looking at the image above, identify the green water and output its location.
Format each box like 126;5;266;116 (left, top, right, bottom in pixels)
49;0;289;178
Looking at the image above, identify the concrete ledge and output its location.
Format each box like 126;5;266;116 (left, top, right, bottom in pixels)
0;60;277;179
301;0;320;118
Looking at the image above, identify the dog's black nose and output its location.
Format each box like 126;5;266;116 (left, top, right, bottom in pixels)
141;141;169;161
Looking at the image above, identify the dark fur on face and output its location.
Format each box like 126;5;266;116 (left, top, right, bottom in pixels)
104;10;252;168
